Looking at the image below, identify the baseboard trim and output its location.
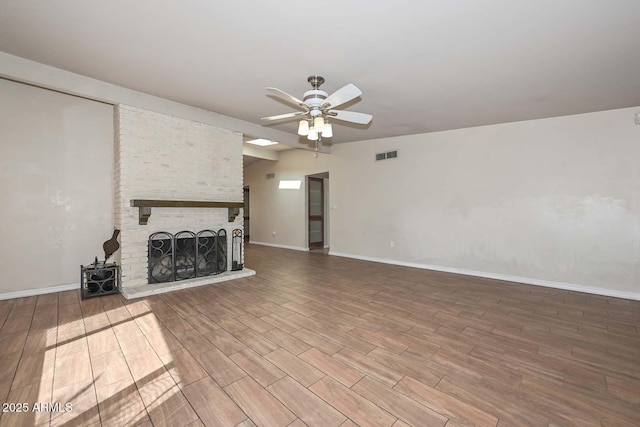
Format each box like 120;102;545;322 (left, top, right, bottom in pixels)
3;254;636;302
329;251;640;301
249;241;309;252
0;283;79;301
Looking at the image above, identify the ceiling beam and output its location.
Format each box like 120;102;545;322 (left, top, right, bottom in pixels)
242;145;280;161
0;52;306;148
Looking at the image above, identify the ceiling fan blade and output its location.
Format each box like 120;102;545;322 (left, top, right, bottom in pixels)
328;110;373;125
266;87;306;109
322;84;362;109
261;111;307;121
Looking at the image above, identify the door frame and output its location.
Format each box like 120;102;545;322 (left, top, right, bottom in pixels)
307;176;324;250
243;186;249;239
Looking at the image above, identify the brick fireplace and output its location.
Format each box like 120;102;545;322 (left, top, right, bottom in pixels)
114;105;254;298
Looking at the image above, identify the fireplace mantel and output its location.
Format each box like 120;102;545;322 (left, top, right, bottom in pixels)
130;199;244;225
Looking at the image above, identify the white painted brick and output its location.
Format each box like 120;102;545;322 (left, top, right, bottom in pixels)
114;105;244;291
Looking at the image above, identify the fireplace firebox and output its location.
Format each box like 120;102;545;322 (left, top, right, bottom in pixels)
148;229;228;284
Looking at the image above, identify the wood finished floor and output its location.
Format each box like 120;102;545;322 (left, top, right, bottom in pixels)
0;244;639;427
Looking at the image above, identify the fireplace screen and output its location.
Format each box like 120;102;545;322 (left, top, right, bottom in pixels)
148;229;227;284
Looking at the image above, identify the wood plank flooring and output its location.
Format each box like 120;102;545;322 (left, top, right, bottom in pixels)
1;243;639;426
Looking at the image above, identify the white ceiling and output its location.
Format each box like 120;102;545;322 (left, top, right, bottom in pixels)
1;1;639;145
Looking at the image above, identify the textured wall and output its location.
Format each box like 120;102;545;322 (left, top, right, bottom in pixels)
0;79;114;296
330;107;640;296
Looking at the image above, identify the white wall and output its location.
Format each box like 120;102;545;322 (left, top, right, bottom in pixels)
244;150;331;251
0;78;114;297
330;107;640;297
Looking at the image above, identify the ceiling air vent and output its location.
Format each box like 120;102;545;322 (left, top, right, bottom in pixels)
375;150;398;161
266;172;276;180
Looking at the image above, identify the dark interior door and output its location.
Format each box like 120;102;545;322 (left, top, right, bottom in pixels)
308;177;324;250
243;187;249;239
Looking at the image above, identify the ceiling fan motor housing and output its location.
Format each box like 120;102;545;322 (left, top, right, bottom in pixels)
304;75;328;116
303;89;328;116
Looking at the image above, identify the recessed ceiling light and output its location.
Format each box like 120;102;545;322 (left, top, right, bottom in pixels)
246;138;278;146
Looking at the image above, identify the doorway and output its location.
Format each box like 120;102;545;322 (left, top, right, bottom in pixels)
243;186;250;240
307;172;329;250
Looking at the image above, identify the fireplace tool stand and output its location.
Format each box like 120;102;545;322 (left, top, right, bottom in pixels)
81;229;121;299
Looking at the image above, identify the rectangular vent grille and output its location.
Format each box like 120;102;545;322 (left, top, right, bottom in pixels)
375;150;398;161
266;172;276;180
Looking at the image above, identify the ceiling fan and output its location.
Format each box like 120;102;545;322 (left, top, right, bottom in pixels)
261;75;372;141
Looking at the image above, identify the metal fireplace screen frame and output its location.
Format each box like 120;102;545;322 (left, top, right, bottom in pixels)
148;229;227;284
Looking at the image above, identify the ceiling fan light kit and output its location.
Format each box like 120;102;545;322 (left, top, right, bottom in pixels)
263;75;372;141
321;122;333;138
297;119;309;136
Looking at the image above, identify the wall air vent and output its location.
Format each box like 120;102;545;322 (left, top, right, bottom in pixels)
375;150;398;161
266;173;276;180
